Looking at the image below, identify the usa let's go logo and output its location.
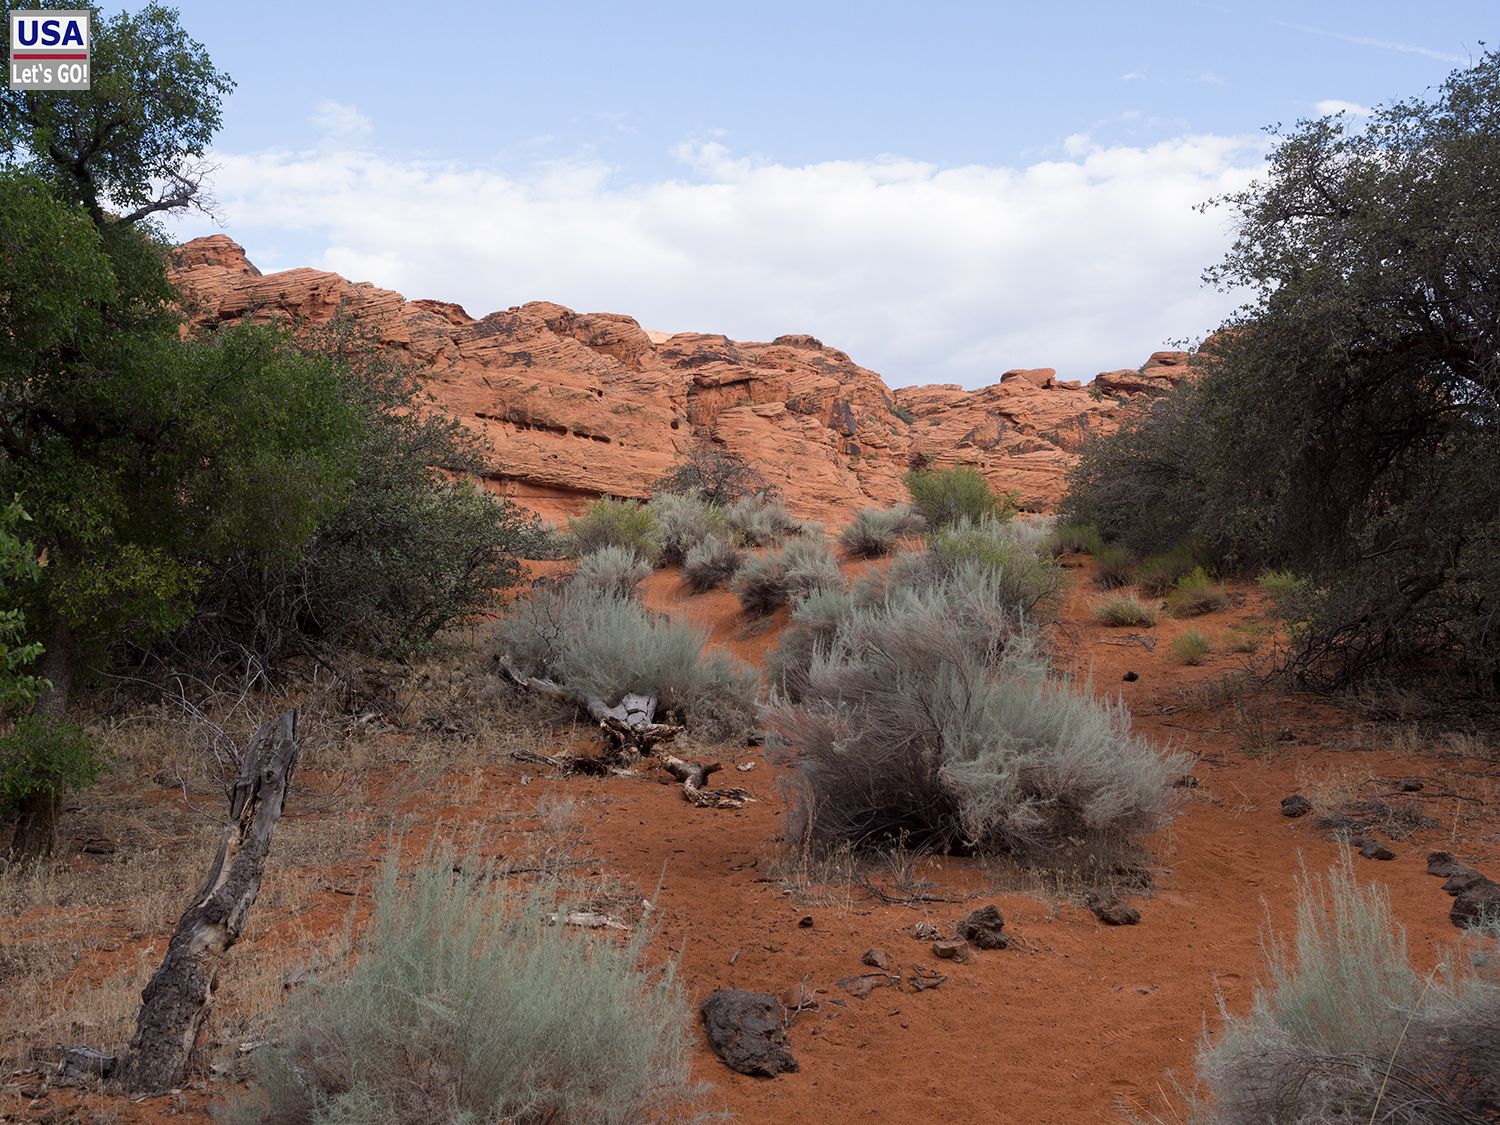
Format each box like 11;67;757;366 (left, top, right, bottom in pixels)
9;10;90;91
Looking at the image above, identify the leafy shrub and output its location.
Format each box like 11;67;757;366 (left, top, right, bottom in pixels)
566;498;658;559
838;505;925;559
724;494;797;547
1168;567;1229;617
903;465;1010;528
680;535;743;594
890;403;916;424
1047;522;1103;556
652;437;768;504
769;586;1183;858
734;538;842;617
226;841;700;1125
647;493;723;566
495;585;758;740
1094;595;1159;628
1092;545;1134;589
572;546;652;600
1194;858;1500;1123
0;499;45;713
1;715;110;859
1171;630;1213;665
1133;544;1201;597
919;517;1061;618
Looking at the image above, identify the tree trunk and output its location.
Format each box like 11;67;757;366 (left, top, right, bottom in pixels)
5;617;76;863
7;791;61;860
115;710;301;1094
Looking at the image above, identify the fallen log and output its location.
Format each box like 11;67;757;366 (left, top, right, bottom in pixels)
500;661;683;750
115;710;301;1094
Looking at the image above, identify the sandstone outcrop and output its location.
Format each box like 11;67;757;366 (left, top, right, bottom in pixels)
172;236;1196;521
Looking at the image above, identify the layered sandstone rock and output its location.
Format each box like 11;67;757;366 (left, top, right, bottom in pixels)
172;236;1194;521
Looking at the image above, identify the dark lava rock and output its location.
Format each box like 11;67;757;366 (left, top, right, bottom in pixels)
1280;795;1313;818
1428;851;1463;877
1452;878;1500;930
1122;671;1139;682
1088;896;1142;926
699;989;799;1077
1444;868;1489;896
1357;839;1395;861
932;938;970;962
1398;778;1424;792
957;905;1008;950
861;947;890;971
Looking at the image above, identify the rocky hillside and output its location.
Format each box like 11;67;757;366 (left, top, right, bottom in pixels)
173;236;1193;521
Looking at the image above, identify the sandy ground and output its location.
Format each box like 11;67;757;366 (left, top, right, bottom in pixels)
3;556;1496;1123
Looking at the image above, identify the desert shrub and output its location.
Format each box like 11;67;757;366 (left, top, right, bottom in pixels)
566;498;658;559
838;505;925;559
572;546;652;600
1223;623;1266;654
1094;595;1159;628
864;520;1060;621
1047;522;1103;556
1171;629;1213;665
495;585;757;739
1133;544;1201;597
998;515;1057;555
1194;858;1500;1123
226;841;700;1125
733;538;842;617
766;587;854;702
1092;544;1134;589
652;437;767;504
1;715;110;859
647;493;723;566
903;465;1011;528
724;494;797;547
1168;567;1230;617
680;535;743;594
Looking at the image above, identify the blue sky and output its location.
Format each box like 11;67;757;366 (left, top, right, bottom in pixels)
147;0;1492;386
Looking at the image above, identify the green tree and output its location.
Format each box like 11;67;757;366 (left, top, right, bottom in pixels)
1063;51;1500;690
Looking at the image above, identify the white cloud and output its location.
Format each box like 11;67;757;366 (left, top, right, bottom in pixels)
1197;72;1228;86
309;99;372;143
1314;98;1372;117
168;135;1266;387
1279;22;1469;64
1120;71;1146;81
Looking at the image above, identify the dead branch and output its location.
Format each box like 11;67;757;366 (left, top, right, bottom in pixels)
661;755;752;809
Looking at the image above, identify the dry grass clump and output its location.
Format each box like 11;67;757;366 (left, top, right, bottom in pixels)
1168;567;1230;617
1132;545;1200;597
1171;629;1213;665
838;504;925;559
680;534;743;594
1094;594;1159;628
1047;522;1103;556
733;537;843;617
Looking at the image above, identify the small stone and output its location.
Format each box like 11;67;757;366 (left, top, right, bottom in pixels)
1122;671;1139;682
1175;775;1199;789
699;989;799;1077
932;938;969;962
1358;839;1395;861
861;947;891;971
957;905;1007;950
1089;897;1141;926
1398;778;1424;792
1451;878;1500;930
1444;868;1488;896
1280;795;1313;818
1428;851;1463;877
798;915;814;928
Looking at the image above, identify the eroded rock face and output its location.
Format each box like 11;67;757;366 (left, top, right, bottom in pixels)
172;236;1195;522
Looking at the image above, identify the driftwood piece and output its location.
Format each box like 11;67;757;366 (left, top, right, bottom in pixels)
116;710;301;1094
500;661;683;750
662;755;753;809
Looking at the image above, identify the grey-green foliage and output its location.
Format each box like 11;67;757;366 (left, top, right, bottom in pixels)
224;841;702;1125
838;505;926;559
496;585;757;740
862;516;1060;620
648;493;724;566
1194;857;1500;1123
734;537;843;616
681;534;744;594
724;494;797;547
573;546;652;600
565;498;659;559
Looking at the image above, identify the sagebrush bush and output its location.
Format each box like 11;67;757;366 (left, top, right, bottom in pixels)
1169;567;1229;617
1094;595;1159;628
572;546;652;600
770;545;1183;859
225;842;701;1125
724;493;797;547
1171;629;1213;665
495;585;758;739
1092;544;1134;589
566;498;658;558
919;516;1061;618
1047;522;1103;556
903;465;1011;528
1133;544;1200;597
647;493;724;566
1194;857;1500;1123
838;505;925;559
680;534;743;594
733;537;842;616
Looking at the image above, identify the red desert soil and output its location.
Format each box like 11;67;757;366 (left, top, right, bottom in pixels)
5;558;1496;1124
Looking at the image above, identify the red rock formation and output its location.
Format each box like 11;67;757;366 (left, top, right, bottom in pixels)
172;236;1195;521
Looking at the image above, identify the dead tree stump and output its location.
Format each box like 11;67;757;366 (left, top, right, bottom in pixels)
116;710;301;1093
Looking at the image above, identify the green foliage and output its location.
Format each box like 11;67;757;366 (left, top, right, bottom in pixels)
1092;545;1133;590
496;585;758;740
652;437;767;505
1094;595;1159;628
647;492;723;566
0;714;109;816
1133;544;1201;598
1047;523;1103;557
566;498;659;560
1061;53;1500;692
226;840;701;1125
573;546;652;601
917;517;1060;619
902;465;1010;528
1167;567;1229;618
838;505;924;559
680;534;743;594
0;500;45;712
733;538;842;617
1170;630;1213;665
889;403;916;425
1194;858;1500;1123
1224;622;1266;654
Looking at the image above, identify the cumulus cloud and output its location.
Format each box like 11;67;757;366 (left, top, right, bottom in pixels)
309;99;372;143
168;134;1266;387
1315;98;1372;117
